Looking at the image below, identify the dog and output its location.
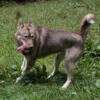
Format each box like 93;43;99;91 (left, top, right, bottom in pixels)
15;13;95;89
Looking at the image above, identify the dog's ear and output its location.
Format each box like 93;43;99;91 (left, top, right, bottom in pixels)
18;18;24;28
28;19;34;27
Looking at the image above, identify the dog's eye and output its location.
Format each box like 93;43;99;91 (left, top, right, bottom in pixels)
31;35;34;39
24;36;28;38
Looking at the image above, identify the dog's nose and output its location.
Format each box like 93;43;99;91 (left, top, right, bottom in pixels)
27;45;33;50
29;46;33;49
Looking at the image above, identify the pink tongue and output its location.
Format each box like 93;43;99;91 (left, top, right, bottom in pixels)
17;45;25;53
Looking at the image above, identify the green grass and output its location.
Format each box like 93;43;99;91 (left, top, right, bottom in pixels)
0;0;100;100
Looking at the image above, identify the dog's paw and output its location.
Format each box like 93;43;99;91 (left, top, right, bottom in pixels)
61;80;71;89
47;75;52;79
15;76;22;83
47;71;55;79
61;85;67;89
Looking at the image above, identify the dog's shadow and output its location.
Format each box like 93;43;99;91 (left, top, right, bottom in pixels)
21;65;85;87
21;65;67;85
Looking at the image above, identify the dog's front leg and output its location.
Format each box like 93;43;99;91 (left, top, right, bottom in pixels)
20;57;26;71
16;57;28;83
16;57;35;83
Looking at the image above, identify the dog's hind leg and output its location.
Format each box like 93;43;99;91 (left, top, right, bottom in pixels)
48;52;64;79
62;47;82;89
16;57;35;83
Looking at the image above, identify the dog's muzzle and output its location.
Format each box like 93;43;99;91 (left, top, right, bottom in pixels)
17;45;25;53
17;45;33;53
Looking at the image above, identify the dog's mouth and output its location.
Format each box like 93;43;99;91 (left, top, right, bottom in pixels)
17;45;25;53
17;45;33;56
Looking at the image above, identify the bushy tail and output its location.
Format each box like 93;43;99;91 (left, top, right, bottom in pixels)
79;13;95;41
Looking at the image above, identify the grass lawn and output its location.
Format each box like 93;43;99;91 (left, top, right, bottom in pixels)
0;0;100;100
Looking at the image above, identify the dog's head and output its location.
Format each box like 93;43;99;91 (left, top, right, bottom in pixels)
15;19;36;55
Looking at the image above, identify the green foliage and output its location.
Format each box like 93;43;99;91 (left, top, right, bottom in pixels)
22;65;48;84
96;79;100;88
85;39;100;57
0;1;9;7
